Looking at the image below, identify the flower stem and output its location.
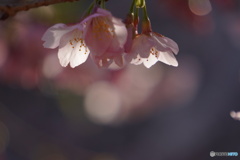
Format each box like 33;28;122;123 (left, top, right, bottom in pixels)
100;0;106;8
142;0;152;34
81;1;94;18
134;7;139;28
86;2;95;15
130;0;135;14
143;1;149;21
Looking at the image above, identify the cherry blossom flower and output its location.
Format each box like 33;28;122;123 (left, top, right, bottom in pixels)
129;20;179;68
84;8;127;68
130;33;179;68
42;23;89;68
42;8;127;68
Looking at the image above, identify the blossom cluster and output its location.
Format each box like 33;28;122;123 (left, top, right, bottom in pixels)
42;0;179;69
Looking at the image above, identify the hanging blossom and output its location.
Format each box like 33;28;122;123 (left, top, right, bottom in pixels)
42;8;127;68
85;8;127;68
126;7;179;68
42;23;88;68
130;31;179;68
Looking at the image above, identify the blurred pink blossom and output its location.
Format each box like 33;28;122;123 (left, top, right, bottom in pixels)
0;22;48;88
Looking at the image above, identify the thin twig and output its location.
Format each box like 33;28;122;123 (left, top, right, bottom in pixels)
0;0;79;20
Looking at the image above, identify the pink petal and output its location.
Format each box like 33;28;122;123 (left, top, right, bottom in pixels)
153;33;179;55
85;8;127;58
85;17;113;56
106;17;128;54
124;26;134;53
152;36;169;52
80;8;112;24
114;55;124;67
162;37;179;55
131;35;153;58
96;8;112;16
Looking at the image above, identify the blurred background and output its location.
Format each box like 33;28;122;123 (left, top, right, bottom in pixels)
0;0;240;159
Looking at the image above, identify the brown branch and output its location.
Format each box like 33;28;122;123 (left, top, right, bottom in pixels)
0;0;79;20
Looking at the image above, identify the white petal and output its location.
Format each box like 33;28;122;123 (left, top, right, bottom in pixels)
130;54;144;65
143;54;158;68
69;41;90;68
42;23;74;49
58;45;73;67
57;31;75;67
158;51;178;67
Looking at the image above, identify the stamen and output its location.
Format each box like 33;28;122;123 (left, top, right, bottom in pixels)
68;29;89;55
150;48;159;58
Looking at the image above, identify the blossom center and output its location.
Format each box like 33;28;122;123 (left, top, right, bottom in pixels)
69;30;88;54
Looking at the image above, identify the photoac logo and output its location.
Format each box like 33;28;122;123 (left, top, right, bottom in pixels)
210;151;215;157
210;151;238;157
